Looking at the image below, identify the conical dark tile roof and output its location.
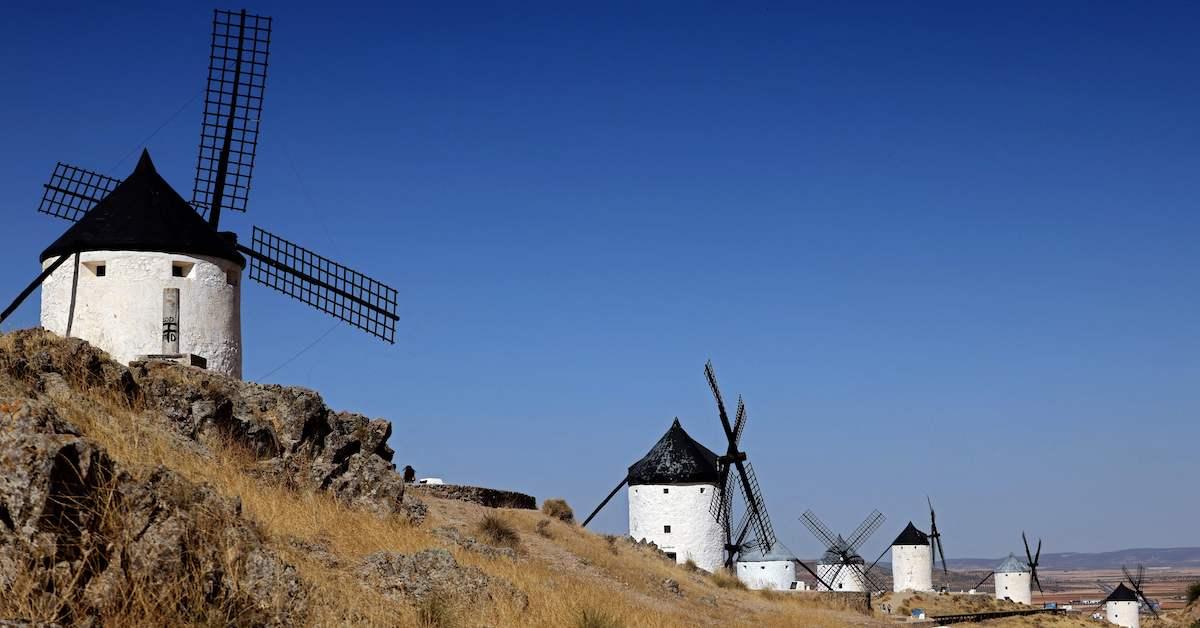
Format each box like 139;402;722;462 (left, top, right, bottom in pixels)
1104;582;1139;603
626;418;720;485
891;521;929;546
40;150;244;267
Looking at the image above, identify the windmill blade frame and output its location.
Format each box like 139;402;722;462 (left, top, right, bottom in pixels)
927;495;948;574
37;163;122;222
1023;532;1044;594
731;397;746;446
192;8;272;227
844;510;884;553
800;510;841;551
241;226;399;343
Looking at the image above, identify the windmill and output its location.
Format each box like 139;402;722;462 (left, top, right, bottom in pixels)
972;532;1043;605
1;9;399;376
801;509;886;592
1121;564;1160;619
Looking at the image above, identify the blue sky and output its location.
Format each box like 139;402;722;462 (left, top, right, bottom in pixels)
2;1;1197;559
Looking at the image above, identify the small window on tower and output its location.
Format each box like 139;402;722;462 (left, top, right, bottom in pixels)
95;264;106;277
172;261;195;278
700;487;705;493
663;488;669;494
663;525;671;533
82;261;106;277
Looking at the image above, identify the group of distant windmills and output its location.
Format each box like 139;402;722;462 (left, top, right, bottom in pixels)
579;361;1165;627
1;9;399;378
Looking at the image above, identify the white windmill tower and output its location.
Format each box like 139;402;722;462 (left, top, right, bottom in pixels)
579;417;726;571
35;152;247;376
736;544;799;591
889;500;947;593
973;532;1044;606
1103;582;1141;628
1;10;400;376
993;554;1033;604
890;522;933;592
1099;565;1159;628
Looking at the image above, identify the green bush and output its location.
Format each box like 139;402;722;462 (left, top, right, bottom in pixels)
1187;580;1200;604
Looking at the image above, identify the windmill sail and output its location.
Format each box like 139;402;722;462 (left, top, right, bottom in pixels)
37;163;122;222
192;8;272;225
241;226;399;343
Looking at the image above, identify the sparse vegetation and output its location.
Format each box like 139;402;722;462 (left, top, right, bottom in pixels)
541;498;575;523
416;591;457;628
476;513;521;550
709;569;747;590
1189;580;1200;604
682;559;699;572
576;607;623;628
535;518;553;538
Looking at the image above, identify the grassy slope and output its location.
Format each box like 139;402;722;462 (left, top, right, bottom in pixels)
5;332;1184;627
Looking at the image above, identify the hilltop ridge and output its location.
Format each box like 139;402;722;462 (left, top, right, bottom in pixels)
0;329;880;627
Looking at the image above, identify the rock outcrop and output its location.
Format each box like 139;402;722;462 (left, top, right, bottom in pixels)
0;398;307;626
0;329;423;523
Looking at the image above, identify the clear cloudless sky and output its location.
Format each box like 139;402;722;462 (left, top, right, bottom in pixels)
2;1;1197;559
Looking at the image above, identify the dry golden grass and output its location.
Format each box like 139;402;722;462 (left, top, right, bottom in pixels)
0;331;892;627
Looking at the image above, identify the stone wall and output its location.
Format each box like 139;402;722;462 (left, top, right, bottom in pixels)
409;484;535;510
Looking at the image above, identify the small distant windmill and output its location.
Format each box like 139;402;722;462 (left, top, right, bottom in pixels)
973;532;1044;604
2;9;399;376
801;509;886;592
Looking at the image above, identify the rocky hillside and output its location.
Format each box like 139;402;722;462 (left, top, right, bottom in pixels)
6;330;1190;628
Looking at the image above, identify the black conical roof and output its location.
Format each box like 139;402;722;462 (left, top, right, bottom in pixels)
892;521;930;546
40;150;244;267
626;418;720;485
1105;583;1139;603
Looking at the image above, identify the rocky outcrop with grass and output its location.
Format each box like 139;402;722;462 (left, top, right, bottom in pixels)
0;329;424;523
0;398;307;626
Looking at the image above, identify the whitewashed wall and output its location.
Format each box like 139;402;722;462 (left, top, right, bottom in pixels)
817;563;866;592
628;482;723;573
736;560;795;590
994;570;1032;605
41;250;242;377
891;544;933;592
1105;600;1140;628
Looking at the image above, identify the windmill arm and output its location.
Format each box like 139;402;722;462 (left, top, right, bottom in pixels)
581;476;628;528
1;254;70;325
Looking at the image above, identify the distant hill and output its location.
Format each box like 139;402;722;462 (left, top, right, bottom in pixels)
945;547;1200;571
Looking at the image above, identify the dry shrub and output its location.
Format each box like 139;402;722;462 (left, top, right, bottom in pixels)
576;607;622;628
477;514;520;550
535;519;553;539
416;591;458;628
710;569;747;590
682;559;699;572
540;498;574;523
1189;581;1200;604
